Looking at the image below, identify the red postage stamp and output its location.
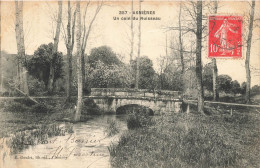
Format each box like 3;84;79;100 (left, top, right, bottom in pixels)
208;15;243;58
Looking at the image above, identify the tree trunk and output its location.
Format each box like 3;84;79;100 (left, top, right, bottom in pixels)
80;2;102;93
212;1;219;101
66;0;75;100
245;0;255;103
74;1;83;122
0;1;2;93
178;3;184;74
48;1;62;93
130;0;134;63
135;0;142;89
212;58;219;100
15;1;28;95
67;48;73;99
196;1;204;114
81;51;85;93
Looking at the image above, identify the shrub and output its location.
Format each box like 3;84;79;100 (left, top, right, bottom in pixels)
27;76;46;96
105;119;119;137
3;101;30;112
30;104;50;113
83;98;102;115
127;109;153;130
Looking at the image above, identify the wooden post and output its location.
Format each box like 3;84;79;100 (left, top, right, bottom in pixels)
186;103;190;114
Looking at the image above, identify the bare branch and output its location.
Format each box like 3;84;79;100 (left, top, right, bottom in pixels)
82;1;103;54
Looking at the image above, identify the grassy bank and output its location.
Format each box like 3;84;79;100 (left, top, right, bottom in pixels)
0;97;103;137
110;108;260;168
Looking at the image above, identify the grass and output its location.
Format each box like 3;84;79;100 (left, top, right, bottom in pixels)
8;123;74;154
126;110;154;130
110;107;260;168
105;119;120;137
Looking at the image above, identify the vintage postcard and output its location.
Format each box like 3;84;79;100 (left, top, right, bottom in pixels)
0;0;259;168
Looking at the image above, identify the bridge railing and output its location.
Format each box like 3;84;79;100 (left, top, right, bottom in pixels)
90;88;182;100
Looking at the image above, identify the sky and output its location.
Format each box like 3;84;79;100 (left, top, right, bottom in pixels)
1;0;260;86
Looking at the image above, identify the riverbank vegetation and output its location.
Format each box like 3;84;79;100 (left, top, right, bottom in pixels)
110;107;260;168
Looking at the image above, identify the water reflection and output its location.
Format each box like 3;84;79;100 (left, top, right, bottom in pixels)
1;115;127;168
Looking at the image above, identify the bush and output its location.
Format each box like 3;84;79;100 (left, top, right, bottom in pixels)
27;76;46;96
83;98;102;115
30;104;50;113
3;101;30;112
127;108;153;130
105;119;119;137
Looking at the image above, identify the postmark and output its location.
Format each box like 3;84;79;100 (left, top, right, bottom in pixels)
208;15;243;58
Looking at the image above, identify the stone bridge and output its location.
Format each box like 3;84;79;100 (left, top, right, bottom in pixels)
87;88;183;115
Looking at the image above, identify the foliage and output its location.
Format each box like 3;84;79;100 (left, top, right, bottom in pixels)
27;75;46;96
26;43;64;88
217;75;232;93
202;63;213;91
30;104;50;113
231;80;241;95
240;82;247;95
82;98;102;115
88;45;122;68
105;119;119;137
160;70;183;91
86;60;132;89
2;101;30;112
9;123;73;154
111;110;260;168
127;108;153;130
251;85;260;94
157;54;186;91
132;56;156;89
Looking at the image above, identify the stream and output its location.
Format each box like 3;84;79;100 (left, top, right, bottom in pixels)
1;115;128;168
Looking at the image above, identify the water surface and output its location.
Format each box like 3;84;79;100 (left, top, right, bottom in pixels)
1;115;127;168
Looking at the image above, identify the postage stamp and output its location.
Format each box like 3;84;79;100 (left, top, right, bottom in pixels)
208;15;243;58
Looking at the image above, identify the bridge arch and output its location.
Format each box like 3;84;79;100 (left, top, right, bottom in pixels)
116;104;154;115
89;88;183;114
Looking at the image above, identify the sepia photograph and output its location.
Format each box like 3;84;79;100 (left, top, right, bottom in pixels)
0;0;259;168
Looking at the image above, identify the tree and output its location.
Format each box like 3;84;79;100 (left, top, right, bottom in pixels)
80;1;103;92
132;56;156;89
195;1;204;114
63;0;76;100
74;1;103;122
47;1;62;93
87;61;132;89
178;2;184;74
217;75;232;93
0;1;2;93
245;0;255;103
202;63;213;91
86;46;129;89
251;85;260;95
241;82;246;95
212;1;219;101
74;1;82;122
88;46;122;68
231;80;240;95
135;0;142;89
15;0;29;94
130;0;134;63
158;54;184;91
26;43;64;89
